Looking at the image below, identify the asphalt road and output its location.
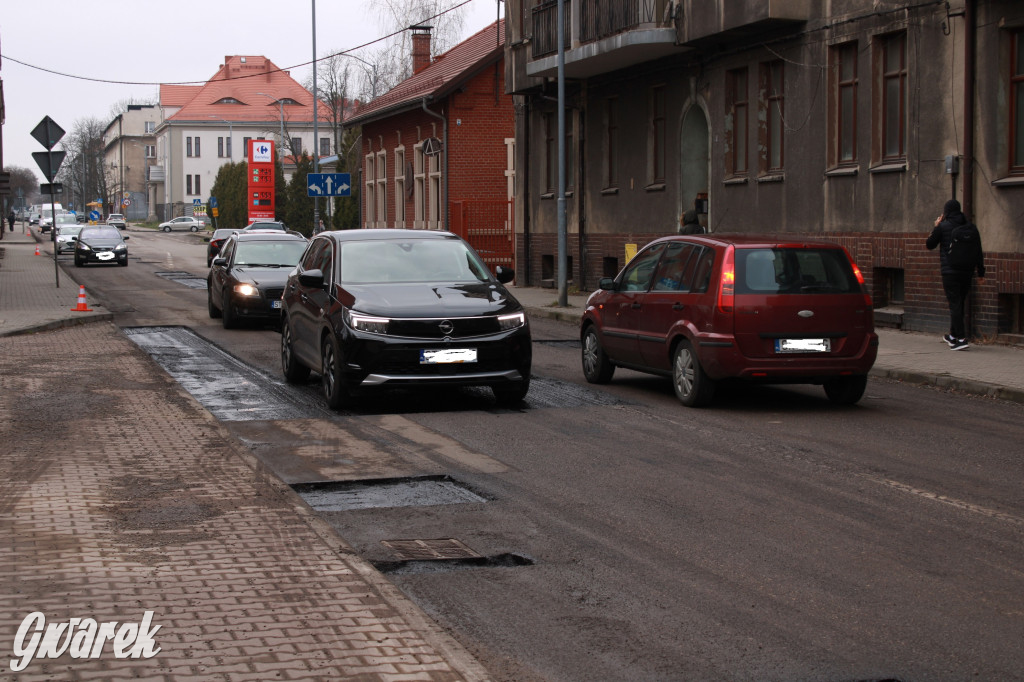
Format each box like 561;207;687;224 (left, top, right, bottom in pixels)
71;230;1024;681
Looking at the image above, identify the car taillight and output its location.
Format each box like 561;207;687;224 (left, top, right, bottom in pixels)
717;245;735;313
842;247;873;306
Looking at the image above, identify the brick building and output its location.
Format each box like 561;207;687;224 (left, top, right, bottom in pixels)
347;21;517;272
505;0;1024;342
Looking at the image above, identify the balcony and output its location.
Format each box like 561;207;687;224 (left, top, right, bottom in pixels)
678;0;811;48
148;166;165;182
529;0;679;78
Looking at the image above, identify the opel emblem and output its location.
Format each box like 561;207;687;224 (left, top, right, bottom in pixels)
438;320;454;335
797;310;814;318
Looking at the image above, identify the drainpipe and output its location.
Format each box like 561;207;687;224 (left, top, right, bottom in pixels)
962;0;975;219
422;98;448;230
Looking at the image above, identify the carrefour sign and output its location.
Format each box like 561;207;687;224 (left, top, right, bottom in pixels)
251;141;274;164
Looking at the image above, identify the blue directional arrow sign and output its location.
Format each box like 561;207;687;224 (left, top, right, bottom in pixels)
307;173;352;197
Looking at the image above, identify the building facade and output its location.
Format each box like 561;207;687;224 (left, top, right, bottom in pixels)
102;105;160;221
506;0;1024;341
348;22;518;272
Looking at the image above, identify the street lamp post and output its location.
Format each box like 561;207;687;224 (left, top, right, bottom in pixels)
256;92;285;151
208;116;233;160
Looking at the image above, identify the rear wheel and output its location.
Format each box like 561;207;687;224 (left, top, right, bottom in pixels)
672;340;715;407
190;225;199;232
581;326;615;384
281;320;311;383
321;334;353;409
824;375;868;405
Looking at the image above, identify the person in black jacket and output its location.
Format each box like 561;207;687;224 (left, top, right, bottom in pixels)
926;198;985;350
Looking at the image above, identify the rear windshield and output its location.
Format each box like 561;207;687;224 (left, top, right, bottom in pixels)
736;247;860;295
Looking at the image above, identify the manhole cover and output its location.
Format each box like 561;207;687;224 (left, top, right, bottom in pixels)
292;476;487;512
381;538;482;561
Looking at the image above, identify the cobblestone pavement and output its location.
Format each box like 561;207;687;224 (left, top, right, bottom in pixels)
0;323;488;680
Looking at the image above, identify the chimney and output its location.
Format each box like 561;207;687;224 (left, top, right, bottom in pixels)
411;25;433;74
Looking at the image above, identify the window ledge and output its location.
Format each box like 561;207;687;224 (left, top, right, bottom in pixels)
825;166;859;177
757;174;785;184
540;192;555;200
723;176;748;185
869;162;907;174
991;176;1024;187
644;182;666;192
601;187;619;195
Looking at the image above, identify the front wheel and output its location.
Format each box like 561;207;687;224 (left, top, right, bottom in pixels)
221;292;238;329
281;320;311;383
581;326;615;383
493;376;531;407
207;284;221;318
672;340;715;407
824;375;868;405
321;334;353;409
162;225;171;233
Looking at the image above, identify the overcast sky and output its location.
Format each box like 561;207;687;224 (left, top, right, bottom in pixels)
1;0;503;183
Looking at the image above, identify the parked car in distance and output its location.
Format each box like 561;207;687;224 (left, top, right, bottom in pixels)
580;234;878;407
207;231;309;329
207;228;239;267
241;221;287;232
55;224;84;254
74;226;129;267
158;216;203;232
280;229;532;409
76;213;89;223
106;213;127;229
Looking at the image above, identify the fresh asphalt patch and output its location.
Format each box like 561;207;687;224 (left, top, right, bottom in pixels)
154;271;208;289
123;326;627;421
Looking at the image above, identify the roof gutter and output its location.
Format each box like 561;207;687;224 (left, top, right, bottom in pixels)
421;97;448;231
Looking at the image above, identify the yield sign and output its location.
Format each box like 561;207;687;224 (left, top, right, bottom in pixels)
33;151;66;182
31;116;65;150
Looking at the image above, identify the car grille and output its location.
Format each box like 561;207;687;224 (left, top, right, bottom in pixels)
388;316;502;339
263;287;284;301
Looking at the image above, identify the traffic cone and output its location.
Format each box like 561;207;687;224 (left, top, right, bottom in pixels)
34;244;40;256
70;285;94;312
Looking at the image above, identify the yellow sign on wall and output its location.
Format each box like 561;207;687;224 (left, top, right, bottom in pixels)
625;243;638;263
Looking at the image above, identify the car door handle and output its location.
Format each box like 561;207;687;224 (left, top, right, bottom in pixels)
300;293;309;303
631;302;642;309
672;303;684;310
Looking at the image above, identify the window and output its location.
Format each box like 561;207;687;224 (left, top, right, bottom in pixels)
186;175;192;195
761;61;784;172
195;175;201;196
428;152;442;228
186;137;193;157
375;150;387;228
186;175;201;195
194;136;201;158
834;42;858;165
881;32;907;161
226;137;232;158
320;137;331;157
394;147;406;227
414;142;426;227
364;153;375;227
291;138;302;155
619;244;665;292
604;97;619;189
544;111;556;193
144;145;156;158
243;136;252;153
649;85;666;184
145;121;155;134
1011;30;1024;174
726;68;749;176
218;137;225;158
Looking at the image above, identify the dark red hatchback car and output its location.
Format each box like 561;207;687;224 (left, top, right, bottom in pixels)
580;235;879;407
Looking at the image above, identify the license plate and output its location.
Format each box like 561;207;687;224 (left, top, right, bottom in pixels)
420;348;477;364
271;300;282;309
97;252;114;261
775;338;831;353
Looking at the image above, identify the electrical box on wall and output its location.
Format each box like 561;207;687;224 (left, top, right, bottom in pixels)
945;155;960;175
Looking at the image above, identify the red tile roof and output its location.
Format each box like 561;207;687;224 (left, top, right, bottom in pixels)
162;56;331;124
348;20;504;125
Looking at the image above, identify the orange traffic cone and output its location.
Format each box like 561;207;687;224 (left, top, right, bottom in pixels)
70;285;94;312
34;244;41;256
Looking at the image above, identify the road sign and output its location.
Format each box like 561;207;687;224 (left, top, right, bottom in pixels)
423;137;442;157
0;172;10;194
89;211;101;221
122;198;132;207
307;173;351;197
33;151;66;182
31;116;66;150
40;183;63;195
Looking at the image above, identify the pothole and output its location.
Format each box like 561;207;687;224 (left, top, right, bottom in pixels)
373;553;534;575
154;270;208;289
291;475;488;512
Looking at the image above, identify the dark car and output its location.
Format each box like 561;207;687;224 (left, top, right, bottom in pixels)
241;221;287;232
280;229;532;409
207;228;239;266
580;234;878;407
207;231;309;329
74;226;129;267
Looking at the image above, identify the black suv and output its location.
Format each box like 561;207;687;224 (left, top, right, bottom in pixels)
207;231;308;328
280;229;532;409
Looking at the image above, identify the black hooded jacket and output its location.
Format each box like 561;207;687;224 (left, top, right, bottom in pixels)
926;200;986;277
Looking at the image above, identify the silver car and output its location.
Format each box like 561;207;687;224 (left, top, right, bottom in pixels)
56;224;84;254
158;216;203;232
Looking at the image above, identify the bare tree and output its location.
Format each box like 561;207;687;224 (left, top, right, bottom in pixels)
56;117;112;214
370;0;468;84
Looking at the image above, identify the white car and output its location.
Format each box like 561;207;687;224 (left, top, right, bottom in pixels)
56;224;84;254
158;216;203;232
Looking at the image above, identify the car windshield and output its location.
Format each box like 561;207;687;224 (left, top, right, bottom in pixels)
80;228;121;240
108;215;123;220
58;226;82;236
234;241;307;267
247;222;284;230
735;247;860;295
339;239;491;284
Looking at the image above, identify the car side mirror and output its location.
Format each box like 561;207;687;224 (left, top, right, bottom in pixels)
599;277;616;291
298;268;324;288
212;257;226;267
122;235;129;240
494;266;515;284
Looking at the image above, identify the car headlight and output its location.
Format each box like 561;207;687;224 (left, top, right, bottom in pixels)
233;283;258;297
78;243;91;251
497;312;526;331
345;310;390;335
114;244;126;251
